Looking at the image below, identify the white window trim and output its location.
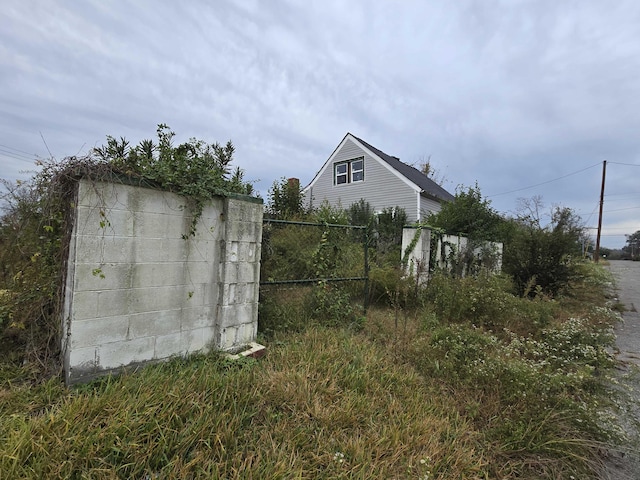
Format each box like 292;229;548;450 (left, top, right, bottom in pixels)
334;157;364;186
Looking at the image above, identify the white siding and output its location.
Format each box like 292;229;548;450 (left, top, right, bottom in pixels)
307;138;420;220
419;195;442;220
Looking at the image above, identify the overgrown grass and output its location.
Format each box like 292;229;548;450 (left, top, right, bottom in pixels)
0;262;628;478
364;263;625;478
1;329;487;479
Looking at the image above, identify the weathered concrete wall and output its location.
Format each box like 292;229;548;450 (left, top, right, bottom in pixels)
61;179;263;384
401;227;431;284
402;227;502;279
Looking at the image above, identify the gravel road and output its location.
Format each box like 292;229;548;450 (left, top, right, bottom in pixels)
602;260;640;480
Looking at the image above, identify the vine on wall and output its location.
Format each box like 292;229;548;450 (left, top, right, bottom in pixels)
0;125;255;375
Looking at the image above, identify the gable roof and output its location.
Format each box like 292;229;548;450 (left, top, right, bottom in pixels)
350;134;455;202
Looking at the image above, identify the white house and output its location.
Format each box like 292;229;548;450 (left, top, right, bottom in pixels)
303;133;454;221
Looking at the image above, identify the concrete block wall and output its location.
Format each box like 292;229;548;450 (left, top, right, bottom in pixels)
401;228;503;278
62;179;263;384
401;227;431;284
216;197;263;350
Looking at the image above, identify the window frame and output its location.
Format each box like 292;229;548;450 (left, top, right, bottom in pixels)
334;157;365;186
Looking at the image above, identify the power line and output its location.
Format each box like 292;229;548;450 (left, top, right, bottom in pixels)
582;202;600;226
586;227;638;231
487;162;601;198
0;152;37;165
605;193;640;200
0;143;39;157
0;148;36;161
605;206;640;213
609;161;640;167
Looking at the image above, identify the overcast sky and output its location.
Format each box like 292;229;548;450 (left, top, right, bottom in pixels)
1;1;639;248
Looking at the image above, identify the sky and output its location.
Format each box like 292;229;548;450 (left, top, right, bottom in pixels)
1;1;639;249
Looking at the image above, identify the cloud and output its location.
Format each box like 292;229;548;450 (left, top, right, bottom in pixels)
1;0;639;247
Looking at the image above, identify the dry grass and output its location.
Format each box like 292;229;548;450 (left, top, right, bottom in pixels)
0;263;623;479
1;327;489;479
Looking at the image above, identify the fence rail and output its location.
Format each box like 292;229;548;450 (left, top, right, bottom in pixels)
260;218;370;312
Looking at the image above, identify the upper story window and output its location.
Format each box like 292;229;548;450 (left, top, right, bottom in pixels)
334;157;364;185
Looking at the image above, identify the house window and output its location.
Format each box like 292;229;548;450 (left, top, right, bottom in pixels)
334;157;364;185
335;163;348;184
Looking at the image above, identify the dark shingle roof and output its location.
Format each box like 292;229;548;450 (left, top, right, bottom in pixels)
351;134;455;202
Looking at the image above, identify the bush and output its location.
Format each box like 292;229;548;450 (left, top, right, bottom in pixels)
258;287;313;336
407;315;620;475
424;271;512;326
502;207;586;297
367;265;420;309
266;177;306;219
0;125;254;373
260;223;322;282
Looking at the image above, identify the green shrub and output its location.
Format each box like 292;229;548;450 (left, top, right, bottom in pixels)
260;224;321;282
1;125;254;373
258;286;313;336
308;282;362;329
423;271;557;335
266;177;306;219
502;207;586;297
367;265;420;309
424;271;513;327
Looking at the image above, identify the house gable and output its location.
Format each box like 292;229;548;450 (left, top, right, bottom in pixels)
305;134;419;193
352;135;454;203
304;133;453;221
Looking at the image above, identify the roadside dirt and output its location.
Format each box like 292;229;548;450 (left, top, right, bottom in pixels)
602;260;640;480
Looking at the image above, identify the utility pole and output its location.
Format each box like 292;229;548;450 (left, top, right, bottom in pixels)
594;160;607;263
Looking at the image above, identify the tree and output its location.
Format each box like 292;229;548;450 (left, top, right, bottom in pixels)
1;125;254;366
624;230;640;260
502;202;587;296
426;184;505;241
94;124;253;197
417;154;447;187
266;177;306;219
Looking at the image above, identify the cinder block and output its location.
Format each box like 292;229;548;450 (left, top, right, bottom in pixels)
186;283;206;306
183;261;216;286
71;315;129;349
218;303;255;328
237;262;259;283
97;289;131;316
129;310;181;339
97;208;136;238
238;222;259;243
236;321;257;345
181;307;213;330
99;337;156;370
78;180;124;211
231;283;253;305
219;263;239;285
76;233;142;265
218;326;238;350
222;283;237;305
74;263;132;291
201;283;219;307
182;327;215;353
68;290;100;320
69;345;100;371
127;285;188;314
73;205;113;238
185;239;214;263
154;332;184;358
223;200;243;222
135;212;182;239
136;238;180;263
131;263;184;288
